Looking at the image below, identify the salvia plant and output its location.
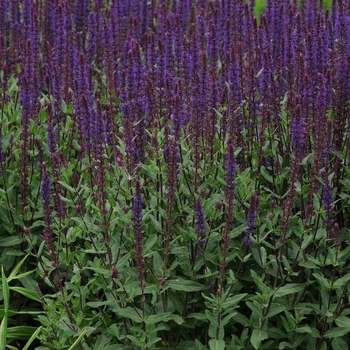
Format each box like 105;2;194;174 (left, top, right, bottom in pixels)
0;0;350;349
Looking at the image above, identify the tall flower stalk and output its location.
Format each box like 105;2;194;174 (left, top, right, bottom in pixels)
244;194;260;245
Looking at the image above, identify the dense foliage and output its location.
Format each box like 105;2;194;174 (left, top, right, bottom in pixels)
1;0;350;349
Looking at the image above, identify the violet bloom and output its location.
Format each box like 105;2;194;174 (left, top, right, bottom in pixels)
225;138;236;198
323;118;333;166
291;104;305;160
195;199;206;255
329;223;340;247
244;194;260;245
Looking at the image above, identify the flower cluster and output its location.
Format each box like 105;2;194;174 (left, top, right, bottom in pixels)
244;194;260;245
195;199;206;255
1;0;350;347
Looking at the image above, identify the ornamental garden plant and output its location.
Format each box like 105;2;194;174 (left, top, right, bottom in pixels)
1;0;350;349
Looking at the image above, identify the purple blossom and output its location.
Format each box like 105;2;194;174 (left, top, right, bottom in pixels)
171;92;183;140
10;0;20;26
323;118;333;166
225;138;236;199
74;0;89;33
195;199;206;254
322;169;333;227
291;103;306;160
244;194;260;245
329;222;340;247
87;12;98;64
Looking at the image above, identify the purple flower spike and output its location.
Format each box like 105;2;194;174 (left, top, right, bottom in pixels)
291;103;306;160
41;167;52;217
244;194;260;245
322;169;333;227
225;138;237;199
195;199;206;255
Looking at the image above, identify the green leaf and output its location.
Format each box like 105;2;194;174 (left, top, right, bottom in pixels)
4;345;18;350
332;274;350;290
0;236;22;247
6;326;38;340
222;293;247;308
298;260;320;269
22;326;42;350
86;300;115;308
251;270;270;294
144;234;158;255
167;279;206;292
231;223;248;239
334;315;350;328
86;267;111;276
67;329;88;350
204;194;223;213
144;312;171;324
169;314;184;325
219;313;236;330
278;342;293;349
58;181;76;193
246;301;263;318
324;327;350;338
313;273;331;290
295;325;320;338
169;291;184;313
114;307;143;323
7;254;29;282
313;194;320;211
9;286;40;302
1;268;9;313
267;327;287;339
266;305;286;319
331;337;348;350
5;251;25;257
260;247;267;266
301;235;313;250
315;228;326;241
195;339;207;350
250;329;268;350
209;339;226;350
255;67;264;78
7;76;19;97
0;267;9;350
205;310;217;325
187;313;207;321
274;283;306;298
0;309;43;318
260;166;273;183
148;214;162;233
146;336;162;347
304;255;322;266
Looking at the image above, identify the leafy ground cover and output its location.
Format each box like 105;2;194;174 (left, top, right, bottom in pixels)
1;0;350;349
